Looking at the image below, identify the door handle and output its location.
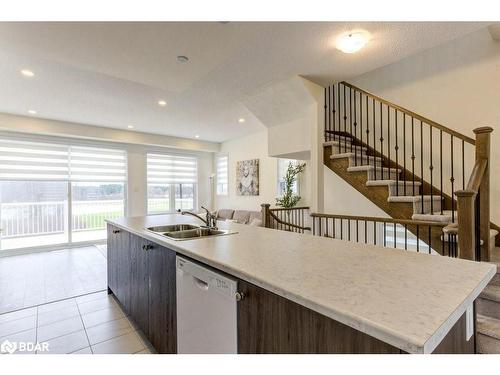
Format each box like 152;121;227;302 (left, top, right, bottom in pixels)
193;277;209;290
113;230;120;234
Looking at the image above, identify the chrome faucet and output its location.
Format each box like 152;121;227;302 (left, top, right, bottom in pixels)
180;206;217;229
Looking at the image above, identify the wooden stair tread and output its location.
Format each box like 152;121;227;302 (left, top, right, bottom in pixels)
477;314;500;340
330;153;380;160
366;180;421;187
480;284;500;303
412;211;455;223
387;195;443;203
347;165;401;173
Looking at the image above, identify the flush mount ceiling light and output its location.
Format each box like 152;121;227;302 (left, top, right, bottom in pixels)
127;125;134;129
21;69;35;77
238;118;245;123
336;32;369;54
194;134;200;138
158;100;167;107
176;55;189;63
28;109;37;115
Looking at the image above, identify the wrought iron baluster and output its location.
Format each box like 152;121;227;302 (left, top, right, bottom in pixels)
380;102;384;180
356;219;359;242
404;224;408;250
332;84;336;135
403;114;406;196
411;117;415;197
383;222;386;247
393;222;397;248
420;121;424;214
324;87;327;141
428;225;432;254
387;106;391;180
451;135;455;222
462;140;465;190
395;109;399;196
429;125;434;214
354;90;357;165
440;130;443;215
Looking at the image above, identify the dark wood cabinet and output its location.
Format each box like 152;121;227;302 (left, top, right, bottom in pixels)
148;241;177;354
107;224;177;354
237;279;400;354
129;235;150;336
107;225;131;312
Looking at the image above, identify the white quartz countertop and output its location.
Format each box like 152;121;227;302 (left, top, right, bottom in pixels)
107;214;496;354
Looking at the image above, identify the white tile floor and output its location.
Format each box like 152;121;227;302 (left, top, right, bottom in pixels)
0;290;155;354
0;246;107;314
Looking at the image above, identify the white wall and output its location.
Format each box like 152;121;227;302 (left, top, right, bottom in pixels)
349;27;500;222
215;130;310;211
323;166;388;217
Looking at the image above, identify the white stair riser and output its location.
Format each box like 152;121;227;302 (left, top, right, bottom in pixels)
477;333;500;353
331;146;366;155
387;184;420;197
412;199;443;215
367;170;399;181
477;298;500;320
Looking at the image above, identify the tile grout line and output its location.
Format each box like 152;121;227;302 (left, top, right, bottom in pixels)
75;299;94;354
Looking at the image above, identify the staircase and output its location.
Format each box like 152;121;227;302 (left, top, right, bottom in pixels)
323;81;499;353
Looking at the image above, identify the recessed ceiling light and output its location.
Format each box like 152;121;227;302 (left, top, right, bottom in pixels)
21;69;35;77
28;109;37;115
238;118;245;123
176;55;189;63
158;100;167;107
195;135;200;138
127;125;134;129
336;32;369;54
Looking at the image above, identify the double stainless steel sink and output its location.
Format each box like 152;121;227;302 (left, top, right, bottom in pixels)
145;224;235;241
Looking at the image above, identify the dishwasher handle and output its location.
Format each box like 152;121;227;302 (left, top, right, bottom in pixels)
193;276;209;290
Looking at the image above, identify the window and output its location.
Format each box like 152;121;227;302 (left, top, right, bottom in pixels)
147;153;198;214
0;137;127;250
216;154;228;196
277;159;300;196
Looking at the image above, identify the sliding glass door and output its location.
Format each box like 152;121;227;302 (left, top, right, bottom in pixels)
0;137;127;251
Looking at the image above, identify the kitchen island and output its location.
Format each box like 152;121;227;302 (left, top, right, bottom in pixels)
106;214;496;354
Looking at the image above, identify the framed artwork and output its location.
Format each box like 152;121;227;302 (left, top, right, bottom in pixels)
236;159;259;196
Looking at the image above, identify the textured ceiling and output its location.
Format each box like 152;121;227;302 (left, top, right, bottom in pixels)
0;22;488;142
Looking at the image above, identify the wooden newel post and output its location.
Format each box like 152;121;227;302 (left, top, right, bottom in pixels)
474;126;493;262
455;190;476;260
261;204;271;228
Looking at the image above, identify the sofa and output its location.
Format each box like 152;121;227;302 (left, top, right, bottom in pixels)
214;208;262;226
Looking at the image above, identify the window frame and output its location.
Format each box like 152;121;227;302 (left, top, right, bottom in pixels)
277;158;301;197
146;151;199;215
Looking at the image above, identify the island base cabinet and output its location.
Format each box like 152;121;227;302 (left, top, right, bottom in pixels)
237;280;400;354
129;235;150;337
148;243;177;354
107;225;177;354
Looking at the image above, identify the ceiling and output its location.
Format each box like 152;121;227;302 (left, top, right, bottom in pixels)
0;22;488;143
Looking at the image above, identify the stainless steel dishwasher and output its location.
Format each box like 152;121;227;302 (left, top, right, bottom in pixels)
176;255;238;353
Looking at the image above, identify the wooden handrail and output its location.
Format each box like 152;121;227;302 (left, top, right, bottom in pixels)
465;159;487;193
341;81;476;144
310;213;449;228
268;211;311;231
261;204;311;232
270;206;310;212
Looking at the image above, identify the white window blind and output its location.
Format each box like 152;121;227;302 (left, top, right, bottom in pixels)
147;153;197;184
216;155;228;196
69;146;127;182
0;138;126;181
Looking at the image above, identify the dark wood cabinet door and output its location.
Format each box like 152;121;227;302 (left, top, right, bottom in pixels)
129;235;150;336
106;224;118;294
237;279;400;354
115;229;131;313
148;243;177;354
